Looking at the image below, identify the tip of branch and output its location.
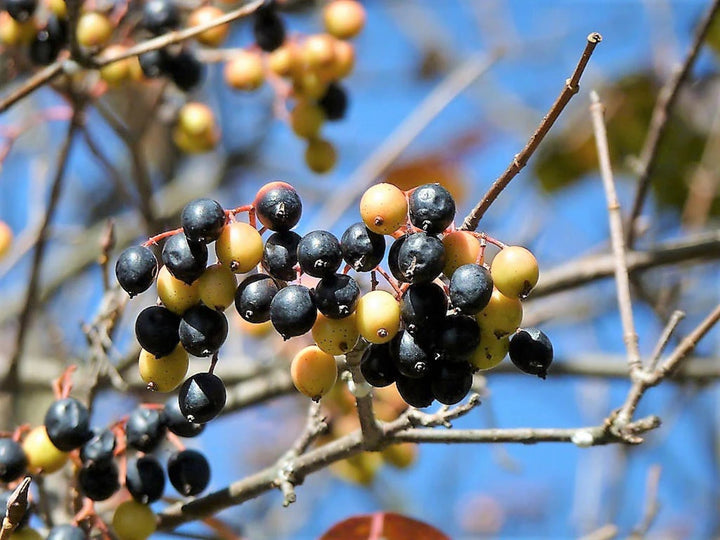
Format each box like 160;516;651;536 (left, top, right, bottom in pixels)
587;32;603;44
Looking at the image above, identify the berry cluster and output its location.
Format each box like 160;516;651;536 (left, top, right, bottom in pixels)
117;180;553;413
0;0;365;173
0;373;211;540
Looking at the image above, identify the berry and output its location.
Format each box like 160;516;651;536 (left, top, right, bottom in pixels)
138;49;168;78
297;230;343;278
269;284;317;339
395;375;433;408
268;43;299;76
163;396;205;438
75;12;112;48
469;329;509;371
318;83;348;121
167;449;210;496
290;101;325;139
188;5;229;47
408;183;455;234
262;231;301;281
224;50;265;91
442;231;480;278
8;529;41;540
179;304;228;357
29;16;66;65
47;525;87;540
197;263;237;311
387;233;407;281
491;246;539;298
323;0;365;40
360;343;398;387
400;282;447;337
165;49;204;91
5;0;37;22
311;312;359;355
302;34;336;69
390;330;432;379
126;455;165;504
80;429;116;464
174;101;218;153
449;264;493;314
181;198;226;244
135;305;181;358
142;0;180;34
44;397;92;451
0;438;27;483
439;314;481;358
78;460;120;501
179;372;227;423
305;138;337;174
0;221;12;260
290;345;337;400
476;288;523;338
235;274;279;323
331;39;355;78
431;361;473;405
394;232;445;284
215;222;264;273
509;327;553;379
22;426;68;474
138;343;189;392
99;45;136;85
314;273;360;318
355;290;400;344
125;407;167;453
162;232;208;285
157;265;200;315
116;246;158;297
253;1;285;51
340;222;385;272
253;182;302;231
359;183;408;235
112;501;156;540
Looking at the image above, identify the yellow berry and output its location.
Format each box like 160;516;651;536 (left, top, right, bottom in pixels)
442;231;480;278
22;426;68;474
76;12;113;48
112;500;156;540
138;343;189;392
476;288;523;338
381;442;417;469
312;312;359;355
329;39;355;79
224;50;264;91
10;529;43;540
290;101;325;139
188;6;229;47
355;290;400;344
305;138;337;174
0;220;13;260
215;221;264;273
302;34;336;69
197;263;237;311
330;452;381;485
157;265;200;315
291;345;338;400
292;69;328;100
469;328;509;371
0;12;35;46
174;102;219;153
491;246;539;298
46;0;66;18
360;183;408;235
268;43;299;77
323;0;366;40
99;45;133;86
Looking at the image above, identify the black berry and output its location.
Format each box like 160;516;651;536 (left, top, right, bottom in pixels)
44;397;92;451
78;460;120;501
360;343;398;387
0;438;27;483
163;396;205;438
135;305;181;358
262;231;301;281
162;232;208;284
254;182;302;231
408;183;456;234
269;284;317;339
313;274;360;319
235;274;279;323
509;327;553;379
167;449;210;496
125;407;167;453
126;455;165;504
181;198;226;244
179;372;227;424
449;264;493;314
179;304;228;357
340;222;385;272
115;246;158;297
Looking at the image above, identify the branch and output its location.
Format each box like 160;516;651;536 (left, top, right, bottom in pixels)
626;0;720;247
0;61;66;114
460;32;602;231
590;90;641;370
343;346;384;450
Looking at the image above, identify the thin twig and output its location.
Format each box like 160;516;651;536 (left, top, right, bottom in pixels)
460;32;602;231
626;0;720;247
343;346;384;450
648;310;685;370
590;90;641;371
0;61;66;114
628;465;661;539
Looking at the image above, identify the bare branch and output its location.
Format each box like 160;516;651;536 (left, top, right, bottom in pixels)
0;61;66;114
460;32;602;231
648;310;685;370
628;465;662;539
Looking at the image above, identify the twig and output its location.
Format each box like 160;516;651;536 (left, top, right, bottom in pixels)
628;465;661;539
0;477;31;540
648;310;685;370
0;60;66;114
590;90;641;371
460;32;602;231
309;50;502;231
578;524;618;540
626;0;720;247
80;126;136;207
343;346;384;450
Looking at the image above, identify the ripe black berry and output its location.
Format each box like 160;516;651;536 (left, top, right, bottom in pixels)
360;343;397;387
262;231;301;281
269;284;317;339
509;327;553;379
254;182;302;231
297;230;343;278
163;396;205;438
253;0;285;52
116;246;158;297
394;232;445;284
314;274;359;319
80;428;116;464
5;0;37;22
319;83;348;121
166;49;205;91
396;375;434;408
340;222;385;272
179;304;228;357
390;330;432;379
30;17;67;65
125;407;167;453
400;282;447;337
179;372;227;423
408;183;456;234
139;49;169;78
439;314;481;358
142;0;180;34
431;361;473;405
0;438;27;483
126;455;165;504
135;305;181;358
78;460;120;501
47;525;87;540
167;449;210;496
181;198;226;244
235;274;279;323
449;264;493;314
44;397;92;451
162;232;208;284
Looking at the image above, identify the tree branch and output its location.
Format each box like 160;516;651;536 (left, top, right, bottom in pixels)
0;61;66;114
460;32;602;231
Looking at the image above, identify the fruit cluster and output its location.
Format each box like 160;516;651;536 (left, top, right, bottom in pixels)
0;374;211;540
116;180;553;415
